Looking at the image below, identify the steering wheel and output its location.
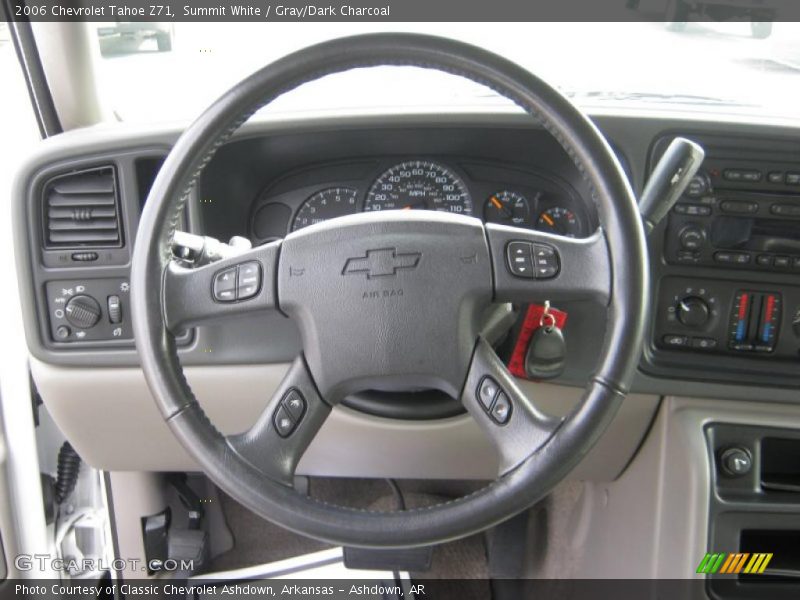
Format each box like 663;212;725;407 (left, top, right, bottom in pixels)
131;33;648;548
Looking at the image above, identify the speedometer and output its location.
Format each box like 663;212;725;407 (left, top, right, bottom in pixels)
364;161;472;215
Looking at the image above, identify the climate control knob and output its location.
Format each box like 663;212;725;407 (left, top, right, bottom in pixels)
64;295;101;329
677;296;710;328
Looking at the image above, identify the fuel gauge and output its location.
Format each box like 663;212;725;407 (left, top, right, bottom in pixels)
483;191;530;226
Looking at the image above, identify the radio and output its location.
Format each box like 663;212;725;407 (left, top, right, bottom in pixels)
663;168;800;273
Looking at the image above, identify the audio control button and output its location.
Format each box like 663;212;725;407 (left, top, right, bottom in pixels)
714;251;750;265
770;203;800;217
756;254;773;267
679;226;705;250
774;256;791;269
721;200;758;215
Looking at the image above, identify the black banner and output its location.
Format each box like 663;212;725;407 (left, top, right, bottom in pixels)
3;578;719;599
3;0;800;23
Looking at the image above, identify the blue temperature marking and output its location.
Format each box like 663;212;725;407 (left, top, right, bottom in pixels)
762;323;771;343
736;321;746;341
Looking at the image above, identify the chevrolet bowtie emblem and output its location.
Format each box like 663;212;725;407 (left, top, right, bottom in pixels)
342;248;421;278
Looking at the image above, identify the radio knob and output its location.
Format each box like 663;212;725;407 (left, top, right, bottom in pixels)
677;296;710;328
679;225;706;251
64;294;101;329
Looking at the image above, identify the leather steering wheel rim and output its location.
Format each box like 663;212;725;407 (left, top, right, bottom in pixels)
131;33;648;548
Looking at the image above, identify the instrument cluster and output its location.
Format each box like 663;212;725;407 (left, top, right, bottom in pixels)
250;158;591;242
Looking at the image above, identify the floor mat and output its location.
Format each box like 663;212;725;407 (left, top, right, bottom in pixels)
208;478;491;595
209;491;332;571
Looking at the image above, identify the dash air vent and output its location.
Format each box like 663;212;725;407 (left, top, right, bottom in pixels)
42;167;122;248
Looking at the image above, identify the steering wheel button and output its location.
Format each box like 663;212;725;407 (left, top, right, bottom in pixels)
213;267;238;302
238;284;259;300
236;262;262;299
282;390;306;421
491;392;512;424
239;261;261;282
533;244;560;279
477;377;500;410
273;406;297;438
506;241;534;279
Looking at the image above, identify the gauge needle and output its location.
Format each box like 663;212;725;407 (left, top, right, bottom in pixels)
490;196;513;218
541;213;555;227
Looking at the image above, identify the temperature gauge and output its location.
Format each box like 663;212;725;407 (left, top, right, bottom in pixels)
537;206;582;237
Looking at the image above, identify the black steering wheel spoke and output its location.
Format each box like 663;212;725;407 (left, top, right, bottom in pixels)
486;223;611;306
462;338;563;475
228;355;331;486
162;239;281;334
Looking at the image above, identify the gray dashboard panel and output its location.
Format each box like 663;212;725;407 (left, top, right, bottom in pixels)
13;112;800;405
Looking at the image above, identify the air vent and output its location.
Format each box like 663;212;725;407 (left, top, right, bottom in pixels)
42;166;122;248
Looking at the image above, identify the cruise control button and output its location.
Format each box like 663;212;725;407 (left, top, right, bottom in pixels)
213;267;237;302
506;242;534;278
533;244;560;279
282;390;306;421
237;261;261;300
477;377;500;410
273;406;297;438
491;392;512;424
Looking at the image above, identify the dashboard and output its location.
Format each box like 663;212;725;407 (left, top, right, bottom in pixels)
249;158;590;241
11;113;800;405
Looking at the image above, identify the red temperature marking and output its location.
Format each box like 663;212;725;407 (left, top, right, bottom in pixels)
738;293;748;320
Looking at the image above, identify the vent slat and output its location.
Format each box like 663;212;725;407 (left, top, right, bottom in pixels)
43;167;122;249
48;206;117;219
49;231;120;243
47;192;116;207
48;219;120;231
52;175;115;195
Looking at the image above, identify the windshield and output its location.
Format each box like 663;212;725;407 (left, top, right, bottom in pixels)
78;21;800;123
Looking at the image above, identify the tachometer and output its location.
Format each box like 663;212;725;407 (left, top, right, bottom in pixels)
364;161;472;215
536;206;582;237
292;187;359;232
